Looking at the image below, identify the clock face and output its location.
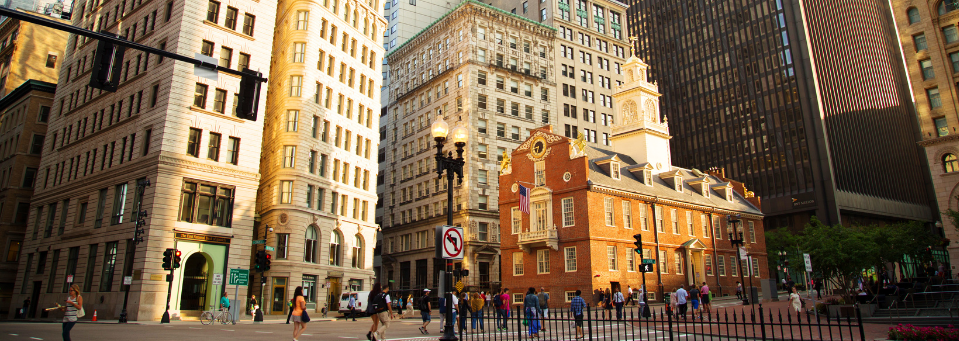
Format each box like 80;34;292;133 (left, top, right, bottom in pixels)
530;138;547;159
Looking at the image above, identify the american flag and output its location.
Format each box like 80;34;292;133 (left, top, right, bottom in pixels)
518;185;530;214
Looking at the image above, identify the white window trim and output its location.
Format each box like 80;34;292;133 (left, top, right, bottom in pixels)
564;246;577;272
513;252;524;276
537;249;550;274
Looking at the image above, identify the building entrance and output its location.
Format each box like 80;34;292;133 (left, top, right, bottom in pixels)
180;253;209;311
326;277;342;311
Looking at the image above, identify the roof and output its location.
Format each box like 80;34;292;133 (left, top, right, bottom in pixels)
0;79;56;111
584;146;762;216
386;0;556;59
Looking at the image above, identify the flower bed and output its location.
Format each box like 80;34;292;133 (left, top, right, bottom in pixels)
888;324;959;340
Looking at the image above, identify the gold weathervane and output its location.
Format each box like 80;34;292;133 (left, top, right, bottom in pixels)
499;151;511;172
629;36;638;57
573;131;587;152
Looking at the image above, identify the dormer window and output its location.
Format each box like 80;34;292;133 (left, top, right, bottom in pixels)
611;161;621;180
644;170;652;186
703;186;710;198
726;188;733;202
674;176;683;192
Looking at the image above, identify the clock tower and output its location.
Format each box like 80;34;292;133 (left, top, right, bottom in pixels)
610;53;672;174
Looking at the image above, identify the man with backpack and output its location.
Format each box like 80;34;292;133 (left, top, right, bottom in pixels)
494;289;510;331
537;287;549;331
418;289;431;334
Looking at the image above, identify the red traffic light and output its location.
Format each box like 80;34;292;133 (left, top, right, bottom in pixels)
175;250;181;257
265;253;272;260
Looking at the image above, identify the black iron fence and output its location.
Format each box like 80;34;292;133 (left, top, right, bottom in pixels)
450;303;865;341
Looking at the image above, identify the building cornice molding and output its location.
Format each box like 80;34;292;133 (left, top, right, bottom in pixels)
589;184;763;220
158;155;260;180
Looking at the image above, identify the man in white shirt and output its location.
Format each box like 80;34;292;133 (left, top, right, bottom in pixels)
627;286;634;306
347;294;357;321
675;285;689;318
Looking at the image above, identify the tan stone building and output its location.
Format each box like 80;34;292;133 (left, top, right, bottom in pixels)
9;0;277;320
377;0;556;294
488;0;630;146
255;0;385;314
0;10;70;98
0;80;55;317
892;1;959;272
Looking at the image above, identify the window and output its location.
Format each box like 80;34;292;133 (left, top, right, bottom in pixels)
276;233;289;259
534;161;545;186
111;183;127;225
478;195;488;210
675;251;684;274
225;7;238;29
914;33;928;51
286;110;299;132
752;256;761;277
730;255;739;276
659;250;668;274
212;89;227;113
478;144;488;159
639;203;648;231
622;201;632;229
477;170;488;184
944;154;959;173
178;180;235;226
511;207;521;234
296;10;309;30
513;252;524;275
242;14;256;36
227;137;240;165
627;251;635;272
290;76;303;97
238;53;250;71
536;249;550;274
604;197;614;226
607;246;617;270
610;161;620;179
928;87;943;108
562;246;578;272
193;83;208;108
207;0;221;22
921;59;935;80
201;40;215;57
671;209;679;234
718;255;726;276
749;221;757;243
207;132;221;161
100;241;118;291
351;235;363;268
908;7;920;24
702;214;709;237
655;206;664;232
687;211;694;236
328;230;341;265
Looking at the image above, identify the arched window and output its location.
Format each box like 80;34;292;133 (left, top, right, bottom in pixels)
329;230;342;266
305;226;318;263
944;153;959;173
940;0;959;15
908;8;921;23
351;235;363;268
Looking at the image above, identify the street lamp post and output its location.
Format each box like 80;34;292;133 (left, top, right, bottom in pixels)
728;215;749;305
432;117;467;341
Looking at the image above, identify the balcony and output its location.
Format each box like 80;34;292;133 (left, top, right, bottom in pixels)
518;228;559;253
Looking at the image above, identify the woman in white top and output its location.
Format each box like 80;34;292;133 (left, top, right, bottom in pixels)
60;284;83;341
788;287;802;314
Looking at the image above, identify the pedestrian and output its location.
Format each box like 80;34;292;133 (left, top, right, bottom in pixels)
469;291;485;333
438;294;447;333
537;286;549;331
495;289;510;331
366;283;382;340
286;297;294;324
669;290;678;315
736;281;743;300
418;289;432;334
789;287;802;314
220;292;231;313
688;285;701;319
249;295;258;320
676;285;689;319
626;286;634;306
570;289;586;339
786;276;795;293
814;278;823;300
612;287;625;320
21;298;30;319
459;292;469;332
373;284;394;341
60;284;83;341
523;287;541;338
406;294;414;318
603;288;613;319
700;282;711;318
291;286;309;341
348;292;357;321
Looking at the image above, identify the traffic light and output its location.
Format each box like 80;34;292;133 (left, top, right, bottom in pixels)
235;69;262;121
264;252;272;272
254;250;266;272
172;249;182;269
162;248;174;270
89;31;126;92
633;234;642;254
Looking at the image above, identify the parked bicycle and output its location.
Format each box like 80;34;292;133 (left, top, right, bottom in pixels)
200;305;234;325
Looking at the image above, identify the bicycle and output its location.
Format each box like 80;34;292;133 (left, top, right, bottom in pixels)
200;305;234;325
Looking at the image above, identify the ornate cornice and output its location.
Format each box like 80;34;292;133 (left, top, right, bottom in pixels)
158;155;260;180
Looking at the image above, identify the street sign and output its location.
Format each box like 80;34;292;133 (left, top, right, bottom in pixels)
739;246;748;260
194;53;219;81
455;280;465;292
803;253;813;272
123;276;132;285
229;268;250;286
641;259;655;264
252;239;266;245
66;275;74;283
639;263;654;272
265;246;275;251
212;273;223;286
436;225;464;260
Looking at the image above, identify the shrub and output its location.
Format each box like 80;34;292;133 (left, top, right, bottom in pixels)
887;324;959;340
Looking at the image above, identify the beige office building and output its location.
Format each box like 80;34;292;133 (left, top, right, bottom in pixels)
377;0;555;293
489;0;630;145
9;0;276;320
892;1;959;271
255;0;385;314
0;10;70;98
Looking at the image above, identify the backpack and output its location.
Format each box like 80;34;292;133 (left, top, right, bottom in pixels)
419;296;430;311
493;294;503;308
373;293;389;314
438;297;447;314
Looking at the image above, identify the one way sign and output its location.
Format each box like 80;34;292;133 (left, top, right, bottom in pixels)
639;263;654;272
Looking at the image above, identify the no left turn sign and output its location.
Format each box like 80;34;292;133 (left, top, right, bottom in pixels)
437;225;465;260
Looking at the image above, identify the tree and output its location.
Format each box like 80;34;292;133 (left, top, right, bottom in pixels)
764;227;805;279
799;217;877;299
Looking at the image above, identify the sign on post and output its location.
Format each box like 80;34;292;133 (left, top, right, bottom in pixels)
265;246;275;251
639;263;654;272
641;259;655;264
66;275;74;283
803;253;813;272
212;273;223;286
739;246;748;259
194;53;219;81
123;276;132;285
435;225;465;260
252;239;266;245
229;268;250;286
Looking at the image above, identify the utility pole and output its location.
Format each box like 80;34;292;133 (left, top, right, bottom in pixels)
119;179;150;323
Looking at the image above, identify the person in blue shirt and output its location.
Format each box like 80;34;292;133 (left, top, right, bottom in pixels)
220;292;231;314
523;288;541;338
569;290;586;339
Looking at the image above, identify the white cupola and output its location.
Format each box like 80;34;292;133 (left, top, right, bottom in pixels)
609;53;671;174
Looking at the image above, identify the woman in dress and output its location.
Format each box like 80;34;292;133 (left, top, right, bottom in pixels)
789;287;803;314
60;284;83;341
291;286;308;341
366;282;382;340
523;287;541;338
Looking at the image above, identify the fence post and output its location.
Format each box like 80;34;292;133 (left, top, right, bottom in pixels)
667;304;674;341
855;303;865;341
586;305;593;340
759;304;767;341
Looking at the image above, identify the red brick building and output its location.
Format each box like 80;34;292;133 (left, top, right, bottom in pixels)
498;56;769;305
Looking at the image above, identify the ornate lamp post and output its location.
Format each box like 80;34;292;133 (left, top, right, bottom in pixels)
728;215;749;305
432;117;467;341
